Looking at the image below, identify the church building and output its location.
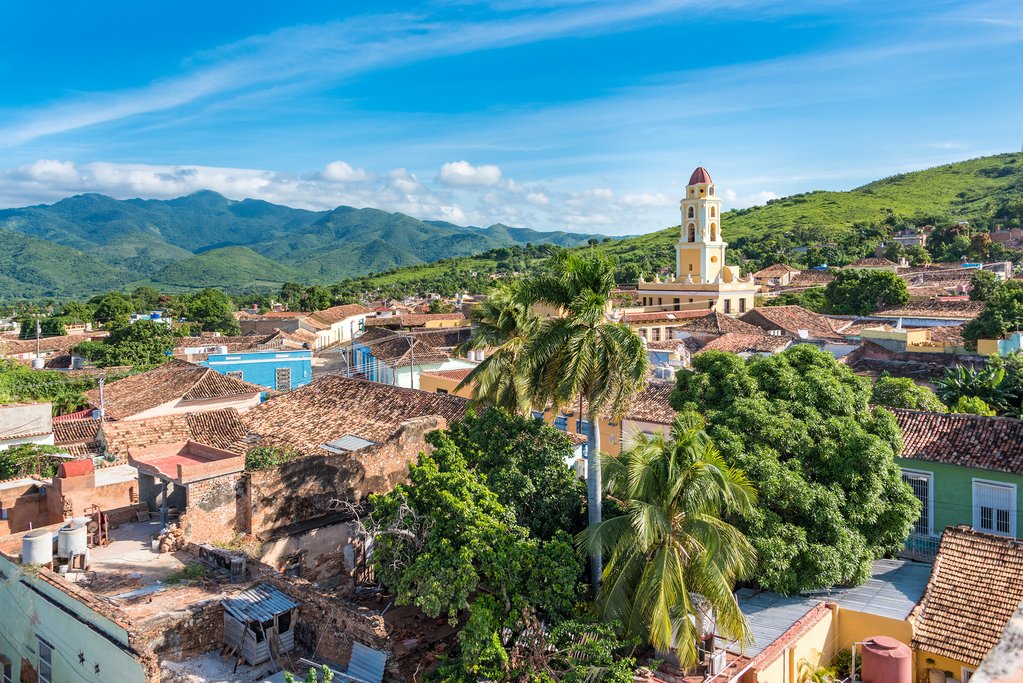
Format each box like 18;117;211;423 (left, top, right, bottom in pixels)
636;166;756;315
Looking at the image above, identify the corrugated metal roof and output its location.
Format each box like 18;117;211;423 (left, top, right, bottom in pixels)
321;434;377;454
222;583;300;624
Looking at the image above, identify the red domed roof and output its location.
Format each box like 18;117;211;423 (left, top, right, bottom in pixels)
688;167;712;185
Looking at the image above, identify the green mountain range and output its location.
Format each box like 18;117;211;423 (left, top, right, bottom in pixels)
0;191;605;298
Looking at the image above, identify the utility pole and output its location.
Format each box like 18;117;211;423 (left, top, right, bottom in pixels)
97;376;106;421
35;317;40;361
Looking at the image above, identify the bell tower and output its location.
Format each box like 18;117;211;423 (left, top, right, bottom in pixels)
677;166;726;283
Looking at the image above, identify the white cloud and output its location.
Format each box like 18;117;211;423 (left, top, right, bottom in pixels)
526;192;550;205
436;160;503;187
320;160;370;182
387;168;423;195
620;192;673;207
748;190;779;204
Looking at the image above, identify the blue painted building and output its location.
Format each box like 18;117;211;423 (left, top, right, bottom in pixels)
199;349;313;391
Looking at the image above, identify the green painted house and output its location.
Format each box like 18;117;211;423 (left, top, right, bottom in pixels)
893;409;1023;560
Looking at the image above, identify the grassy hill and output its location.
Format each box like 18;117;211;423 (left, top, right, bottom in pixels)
148;246;304;290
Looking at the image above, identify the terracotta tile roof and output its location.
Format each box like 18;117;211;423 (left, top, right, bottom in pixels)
678;311;764;336
785;270;835;286
413;328;472;349
0;335;81;357
740;306;846;342
893;409;1023;475
63;442;102;458
242;375;468;454
624;310;710;324
238;311;303;319
911;527;1023;666
278;328;318;346
696;333;793;355
102;408;249;457
850;257;898;267
365;313;467;328
307;304;370;327
356;328;450;367
53;418;101;445
421;368;474;382
753;263;800;278
625;384;676;424
84;359;264;420
926;324;966;345
876;300;985;319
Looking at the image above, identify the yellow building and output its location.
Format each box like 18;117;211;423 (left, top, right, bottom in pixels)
636;167;757;316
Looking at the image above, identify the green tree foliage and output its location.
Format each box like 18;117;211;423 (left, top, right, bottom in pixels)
428;298;456;314
456;283;539;415
444;408;585;540
582;413;756;664
58;300;95;323
969;269;1001;302
823;269;909;315
75;320;174;367
0;360;99;414
17;316;67;340
949;396;997;416
870;376;946;412
244;446;299;471
670;346;919;594
763;287;827;312
132;286;163;310
183;288;240;334
903;244;931;266
933;364;1014;413
521;251;648;590
964;280;1023;347
0;443;70;479
92;292;136;325
370;431;582;681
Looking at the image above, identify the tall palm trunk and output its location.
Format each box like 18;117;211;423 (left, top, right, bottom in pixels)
586;409;602;588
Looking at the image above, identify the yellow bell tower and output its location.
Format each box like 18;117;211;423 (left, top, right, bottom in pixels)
677;166;726;283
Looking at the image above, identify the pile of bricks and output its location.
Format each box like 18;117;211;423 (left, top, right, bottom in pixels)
156;524;186;553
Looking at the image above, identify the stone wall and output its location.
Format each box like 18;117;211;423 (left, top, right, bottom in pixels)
245;416;443;540
180;473;244;545
133;595;225;664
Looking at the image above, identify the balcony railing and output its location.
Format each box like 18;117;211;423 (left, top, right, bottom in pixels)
898;533;940;562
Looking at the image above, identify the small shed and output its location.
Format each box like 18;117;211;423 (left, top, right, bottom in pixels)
223;583;300;667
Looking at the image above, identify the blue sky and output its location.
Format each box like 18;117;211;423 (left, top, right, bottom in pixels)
0;0;1021;234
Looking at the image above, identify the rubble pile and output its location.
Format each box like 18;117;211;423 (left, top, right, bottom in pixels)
156;524;186;553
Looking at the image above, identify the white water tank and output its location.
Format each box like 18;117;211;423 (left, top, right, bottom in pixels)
22;529;53;565
30;358;45;369
57;520;89;558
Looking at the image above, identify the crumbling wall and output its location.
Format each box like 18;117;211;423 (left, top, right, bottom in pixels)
259;521;355;583
134;596;225;664
180;474;243;545
246;416;443;540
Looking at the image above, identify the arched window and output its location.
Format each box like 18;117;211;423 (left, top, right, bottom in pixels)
710;206;716;217
710;224;717;241
709;186;714;196
688;206;695;219
687;224;696;242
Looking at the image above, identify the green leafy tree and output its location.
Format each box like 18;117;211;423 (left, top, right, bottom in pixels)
59;300;94;323
302;285;334;312
0;359;100;414
670;346;919;594
245;446;299;471
969;270;1001;302
933;364;1015;412
92;292;136;325
521;251;648;590
0;444;69;479
870;376;946;412
764;287;826;312
456;283;539;415
131;286;163;310
949;396;996;416
428;298;456;314
581;413;756;664
883;242;905;262
444;408;585;540
17;316;67;340
963;280;1023;348
75;319;174;367
370;432;582;681
904;245;931;266
823;269;909;315
185;288;240;335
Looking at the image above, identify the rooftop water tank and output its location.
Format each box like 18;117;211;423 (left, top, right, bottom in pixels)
22;529;53;565
57;519;89;559
861;635;911;683
30;358;45;369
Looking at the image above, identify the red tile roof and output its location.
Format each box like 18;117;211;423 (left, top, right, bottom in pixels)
355;328;450;367
625;384;676;424
421;368;474;382
84;359;264;420
688;166;712;185
696;333;793;355
753;263;800;278
740;306;846;342
849;257;898;267
307;304;370;327
102;408;250;458
876;300;985;320
53;418;101;445
678;311;764;336
911;527;1023;666
242;375;468;455
624;310;709;324
893;409;1023;475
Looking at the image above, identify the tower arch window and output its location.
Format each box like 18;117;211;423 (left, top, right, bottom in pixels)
687;224;696;242
709;186;714;196
710;206;716;217
688;206;695;219
711;224;718;241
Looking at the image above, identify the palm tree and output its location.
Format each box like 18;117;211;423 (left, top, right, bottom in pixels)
522;251;648;589
455;282;538;415
579;413;756;666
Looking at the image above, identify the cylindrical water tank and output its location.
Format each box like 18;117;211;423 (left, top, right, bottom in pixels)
861;635;912;683
22;529;53;565
30;358;45;369
57;520;89;558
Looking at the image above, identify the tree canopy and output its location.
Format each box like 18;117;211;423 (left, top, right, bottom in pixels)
870;375;946;412
75;319;174;367
823;269;909;315
670;345;919;595
963;280;1023;347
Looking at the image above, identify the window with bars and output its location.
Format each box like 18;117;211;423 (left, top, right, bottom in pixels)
553;416;568;431
275;367;292;392
37;636;53;683
902;471;932;536
575;420;591;437
973;480;1016;536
